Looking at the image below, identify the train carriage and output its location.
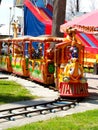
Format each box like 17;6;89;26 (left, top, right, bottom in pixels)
28;36;65;85
0;38;12;72
11;36;32;77
10;35;65;84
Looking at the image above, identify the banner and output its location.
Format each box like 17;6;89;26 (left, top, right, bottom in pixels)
31;0;45;8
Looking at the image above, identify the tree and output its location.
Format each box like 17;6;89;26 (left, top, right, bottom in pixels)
52;0;66;37
66;0;81;20
76;0;79;12
0;0;2;4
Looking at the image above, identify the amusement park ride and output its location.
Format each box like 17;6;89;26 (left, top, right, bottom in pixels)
0;21;89;98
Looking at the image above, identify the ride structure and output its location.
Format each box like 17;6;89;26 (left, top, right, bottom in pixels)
0;27;89;98
54;27;88;97
0;0;92;98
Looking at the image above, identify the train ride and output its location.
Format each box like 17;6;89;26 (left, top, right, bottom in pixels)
0;27;89;98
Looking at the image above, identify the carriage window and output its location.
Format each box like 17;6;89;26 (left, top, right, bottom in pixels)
64;45;71;61
70;46;79;58
24;43;29;58
14;42;23;56
1;42;8;55
64;45;79;61
9;43;12;54
31;42;44;59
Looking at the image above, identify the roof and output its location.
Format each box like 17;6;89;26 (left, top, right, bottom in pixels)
60;9;98;34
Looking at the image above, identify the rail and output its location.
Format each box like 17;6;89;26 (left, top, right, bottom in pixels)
0;98;77;121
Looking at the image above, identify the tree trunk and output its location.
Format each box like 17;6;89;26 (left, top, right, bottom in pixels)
52;0;66;37
76;0;79;12
0;0;1;4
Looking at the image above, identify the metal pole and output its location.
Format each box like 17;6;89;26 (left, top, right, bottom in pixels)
9;7;12;36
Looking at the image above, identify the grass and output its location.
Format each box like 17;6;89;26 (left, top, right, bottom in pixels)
7;109;98;130
0;80;37;104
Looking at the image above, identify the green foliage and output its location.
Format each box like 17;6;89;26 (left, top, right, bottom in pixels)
84;67;94;73
8;109;98;130
0;80;36;104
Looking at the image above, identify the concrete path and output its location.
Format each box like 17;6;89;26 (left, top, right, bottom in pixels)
0;72;98;129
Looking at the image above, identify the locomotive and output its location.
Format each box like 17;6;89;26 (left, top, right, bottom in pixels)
0;27;89;98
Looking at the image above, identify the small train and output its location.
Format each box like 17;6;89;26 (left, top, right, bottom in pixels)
0;28;89;98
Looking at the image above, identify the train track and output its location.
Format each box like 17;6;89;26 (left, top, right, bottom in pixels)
0;98;77;121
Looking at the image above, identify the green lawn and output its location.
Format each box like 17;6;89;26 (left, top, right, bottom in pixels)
0;80;98;130
0;80;37;104
7;109;98;130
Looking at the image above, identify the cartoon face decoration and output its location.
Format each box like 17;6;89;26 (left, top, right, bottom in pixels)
63;58;83;82
70;46;78;58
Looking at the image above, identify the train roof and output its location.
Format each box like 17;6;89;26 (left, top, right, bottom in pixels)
29;35;66;43
0;37;12;42
0;35;66;43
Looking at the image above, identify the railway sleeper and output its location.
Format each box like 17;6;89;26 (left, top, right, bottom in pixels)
0;99;77;121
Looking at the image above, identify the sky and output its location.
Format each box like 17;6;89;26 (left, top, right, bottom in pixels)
0;0;23;25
